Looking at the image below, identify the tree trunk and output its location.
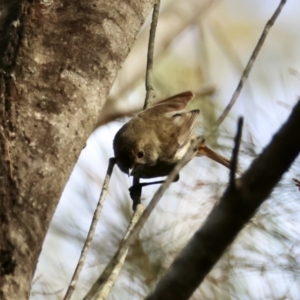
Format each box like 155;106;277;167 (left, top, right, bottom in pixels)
0;1;154;299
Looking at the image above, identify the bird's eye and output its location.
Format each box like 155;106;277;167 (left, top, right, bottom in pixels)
137;151;144;158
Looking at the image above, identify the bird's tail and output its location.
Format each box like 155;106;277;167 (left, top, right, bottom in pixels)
197;141;231;170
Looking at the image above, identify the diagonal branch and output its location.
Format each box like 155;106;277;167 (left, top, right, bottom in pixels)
83;138;203;299
213;0;287;129
83;205;144;300
83;2;161;299
146;98;300;300
63;158;116;300
96;0;213;128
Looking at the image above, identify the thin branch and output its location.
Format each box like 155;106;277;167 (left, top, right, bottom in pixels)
146;98;300;300
95;84;216;127
63;158;116;300
84;138;203;300
127;137;203;240
95;0;214;128
135;139;201;237
213;0;287;129
229;117;243;185
107;0;213;104
84;3;161;299
94;253;128;300
84;205;145;300
131;0;160;215
143;0;160;110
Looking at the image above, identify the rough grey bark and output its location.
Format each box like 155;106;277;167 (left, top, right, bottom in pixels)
0;0;154;299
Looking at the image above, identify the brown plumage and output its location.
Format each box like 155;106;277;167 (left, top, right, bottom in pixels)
113;91;231;179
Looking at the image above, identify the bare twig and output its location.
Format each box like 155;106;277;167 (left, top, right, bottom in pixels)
115;0;212;101
127;139;201;246
131;0;160;212
144;1;160;110
146;98;300;300
84;205;145;300
96;84;216;127
229;117;243;185
84;138;202;300
293;178;300;191
63;158;116;300
213;0;287;129
84;3;162;299
96;0;213;128
128;137;203;240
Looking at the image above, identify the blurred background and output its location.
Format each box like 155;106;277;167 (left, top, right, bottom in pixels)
32;0;300;299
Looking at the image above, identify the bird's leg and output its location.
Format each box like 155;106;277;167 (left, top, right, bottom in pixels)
130;177;142;211
129;174;180;210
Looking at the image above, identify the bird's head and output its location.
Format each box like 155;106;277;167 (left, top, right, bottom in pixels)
113;123;159;176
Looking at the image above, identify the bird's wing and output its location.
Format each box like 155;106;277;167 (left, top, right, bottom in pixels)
172;109;199;149
140;91;199;151
150;91;195;113
153;92;199;149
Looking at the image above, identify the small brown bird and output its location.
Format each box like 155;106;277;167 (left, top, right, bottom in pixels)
113;91;231;179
